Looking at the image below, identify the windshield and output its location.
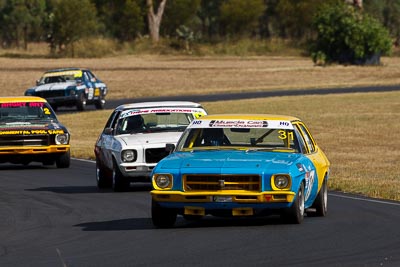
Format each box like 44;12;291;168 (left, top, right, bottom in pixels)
176;127;300;152
116;112;198;134
38;70;82;85
39;74;76;84
0;101;57;124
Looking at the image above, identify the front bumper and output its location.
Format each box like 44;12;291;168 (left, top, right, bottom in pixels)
0;145;70;164
41;95;103;106
119;163;156;180
151;190;296;215
0;145;70;154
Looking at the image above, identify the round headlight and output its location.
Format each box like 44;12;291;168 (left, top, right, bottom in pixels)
55;133;69;145
274;175;290;189
122;150;136;162
154;174;172;189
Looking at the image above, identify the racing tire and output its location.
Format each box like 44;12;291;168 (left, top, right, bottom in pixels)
151;200;177;228
76;93;87;111
56;151;70;168
112;159;128;192
95;98;105;110
310;177;328;217
96;160;111;188
282;183;305;224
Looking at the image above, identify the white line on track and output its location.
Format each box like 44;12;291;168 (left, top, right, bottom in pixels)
329;193;400;207
72;158;95;163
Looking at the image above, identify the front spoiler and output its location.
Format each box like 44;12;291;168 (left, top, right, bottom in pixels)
151;190;295;208
0;145;70;154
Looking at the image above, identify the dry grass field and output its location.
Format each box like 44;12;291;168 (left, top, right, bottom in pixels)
2;55;400;99
1;55;399;201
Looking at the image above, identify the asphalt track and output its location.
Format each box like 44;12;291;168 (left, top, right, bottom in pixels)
105;84;400;108
0;159;400;267
1;85;400;266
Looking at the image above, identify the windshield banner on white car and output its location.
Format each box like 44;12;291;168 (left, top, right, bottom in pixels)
189;119;294;129
120;108;206;119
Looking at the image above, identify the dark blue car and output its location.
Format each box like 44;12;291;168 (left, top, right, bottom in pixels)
25;68;108;111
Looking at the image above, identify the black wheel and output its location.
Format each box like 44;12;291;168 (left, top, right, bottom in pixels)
95;98;105;110
112;159;128;192
152;200;177;228
96;160;111;188
310;177;328;217
56;151;70;168
282;183;305;224
76;93;87;111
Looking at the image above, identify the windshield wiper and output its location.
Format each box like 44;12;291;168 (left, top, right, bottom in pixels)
247;147;296;152
253;129;275;145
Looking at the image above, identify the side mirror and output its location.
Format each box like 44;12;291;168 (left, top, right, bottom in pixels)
165;143;176;154
104;127;113;135
36;80;40;86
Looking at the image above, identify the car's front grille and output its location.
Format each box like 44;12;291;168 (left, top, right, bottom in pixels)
184;175;261;192
36;90;65;98
145;148;169;163
0;135;50;147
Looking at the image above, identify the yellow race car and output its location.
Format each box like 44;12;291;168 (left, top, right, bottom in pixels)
0;96;70;168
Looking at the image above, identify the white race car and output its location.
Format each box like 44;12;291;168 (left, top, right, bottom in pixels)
94;101;207;191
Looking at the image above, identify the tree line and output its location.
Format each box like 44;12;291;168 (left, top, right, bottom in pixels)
0;0;396;62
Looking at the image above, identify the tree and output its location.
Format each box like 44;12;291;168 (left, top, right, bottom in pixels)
197;0;223;40
311;1;392;65
219;0;265;37
92;0;144;42
275;0;338;40
114;0;144;41
50;0;99;56
0;0;46;49
345;0;362;9
382;0;400;44
162;0;200;37
146;0;167;43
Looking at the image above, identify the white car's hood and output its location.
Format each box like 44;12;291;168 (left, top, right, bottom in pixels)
32;81;77;91
118;131;183;146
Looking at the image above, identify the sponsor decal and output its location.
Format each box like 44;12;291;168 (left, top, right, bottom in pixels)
303;164;316;201
43;70;82;78
120;108;206;119
1;102;44;108
189;119;294;129
208;120;268;128
0;129;64;135
296;163;305;172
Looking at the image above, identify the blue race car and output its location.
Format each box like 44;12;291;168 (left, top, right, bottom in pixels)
25;68;108;111
150;114;330;227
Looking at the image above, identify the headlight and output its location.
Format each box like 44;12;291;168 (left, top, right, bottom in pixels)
153;174;173;189
272;174;291;190
121;150;137;162
55;133;69;145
